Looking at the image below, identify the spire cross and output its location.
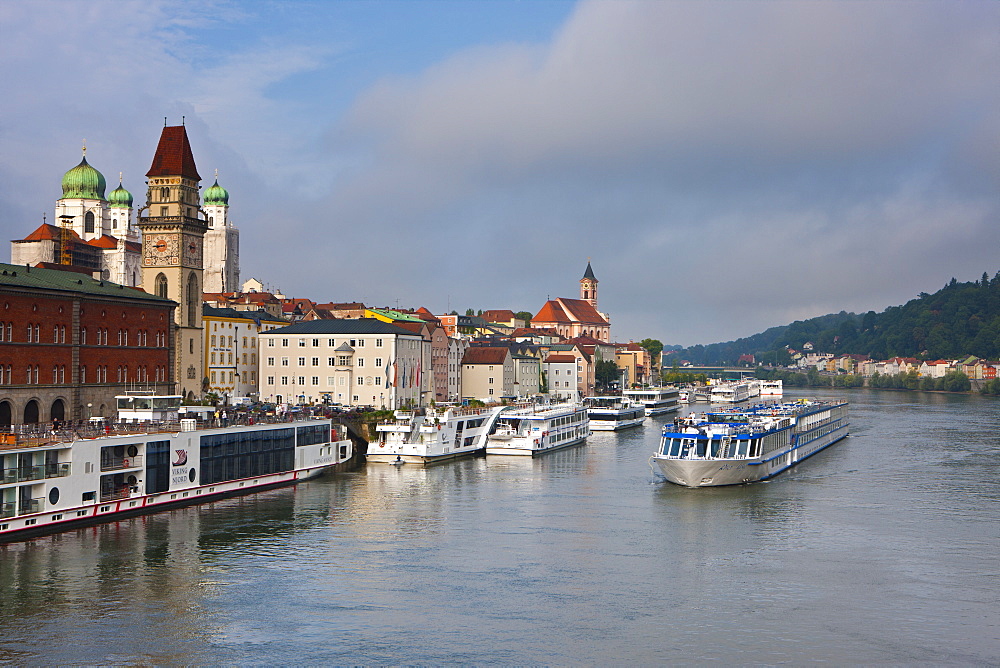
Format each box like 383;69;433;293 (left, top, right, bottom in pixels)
82;139;86;156
215;168;219;179
119;171;123;184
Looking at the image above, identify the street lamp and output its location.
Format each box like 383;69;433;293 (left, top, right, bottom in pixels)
86;403;92;420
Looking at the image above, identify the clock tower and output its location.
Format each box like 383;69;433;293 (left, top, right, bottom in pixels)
137;124;208;399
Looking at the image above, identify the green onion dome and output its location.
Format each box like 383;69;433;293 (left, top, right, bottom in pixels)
108;176;133;208
203;177;229;206
61;155;106;201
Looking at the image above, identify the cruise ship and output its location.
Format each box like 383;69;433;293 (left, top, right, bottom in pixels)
0;393;353;543
584;396;646;431
710;381;753;403
623;387;681;417
485;402;589;456
651;399;848;487
369;404;507;465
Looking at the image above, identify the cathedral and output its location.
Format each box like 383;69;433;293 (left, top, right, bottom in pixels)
10;125;241;398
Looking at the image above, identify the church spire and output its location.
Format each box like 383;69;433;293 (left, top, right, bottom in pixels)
580;259;598;308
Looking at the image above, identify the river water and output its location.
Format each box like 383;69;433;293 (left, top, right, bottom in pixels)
0;389;997;665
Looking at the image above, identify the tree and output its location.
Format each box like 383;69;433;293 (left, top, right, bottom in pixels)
595;360;620;390
515;311;533;326
638;338;664;360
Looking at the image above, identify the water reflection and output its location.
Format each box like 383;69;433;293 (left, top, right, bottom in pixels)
0;391;998;664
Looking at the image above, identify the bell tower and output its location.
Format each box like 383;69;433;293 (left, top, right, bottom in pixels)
580;260;598;309
137;123;207;400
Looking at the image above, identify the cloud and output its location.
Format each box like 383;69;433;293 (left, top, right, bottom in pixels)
316;0;1000;343
3;0;999;348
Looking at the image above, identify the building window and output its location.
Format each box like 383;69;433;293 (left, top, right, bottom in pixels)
489;389;494;395
268;339;275;347
311;357;319;366
489;377;494;384
155;273;168;298
298;377;305;385
267;376;274;385
281;339;288;347
281;357;289;366
298;339;306;347
312;339;319;347
298;357;306;366
376;339;383;347
267;357;274;366
281;376;288;385
375;358;383;367
311;377;319;386
338;356;350;366
357;358;364;367
356;377;364;386
328;357;335;366
329;339;336;346
84;211;95;234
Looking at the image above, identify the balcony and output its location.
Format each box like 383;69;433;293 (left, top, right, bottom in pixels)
99;455;143;472
1;466;44;483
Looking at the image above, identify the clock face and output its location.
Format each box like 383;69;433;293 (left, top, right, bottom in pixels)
143;234;178;265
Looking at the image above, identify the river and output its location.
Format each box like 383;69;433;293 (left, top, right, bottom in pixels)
0;389;997;664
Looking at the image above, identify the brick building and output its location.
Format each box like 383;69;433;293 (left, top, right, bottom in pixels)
0;263;174;425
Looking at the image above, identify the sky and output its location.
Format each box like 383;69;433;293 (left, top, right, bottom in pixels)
2;0;999;347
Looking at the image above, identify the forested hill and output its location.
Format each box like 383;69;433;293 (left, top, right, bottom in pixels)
663;271;1000;366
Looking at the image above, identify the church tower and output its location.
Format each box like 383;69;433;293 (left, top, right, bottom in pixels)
137;124;207;400
54;144;110;242
202;171;240;293
580;260;598;309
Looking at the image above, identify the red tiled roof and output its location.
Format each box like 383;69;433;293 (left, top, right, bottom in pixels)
21;223;67;242
533;298;608;326
545;354;577;363
146;126;201;180
482;309;516;322
462;347;509;365
87;235;118;249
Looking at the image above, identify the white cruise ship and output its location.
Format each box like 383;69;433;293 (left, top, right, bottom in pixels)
710;382;752;403
623;387;681;417
369;405;507;465
485;402;589;456
759;380;784;396
651;399;849;487
584;396;646;431
1;393;353;543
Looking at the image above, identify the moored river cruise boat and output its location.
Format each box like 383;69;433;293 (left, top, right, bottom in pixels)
759;379;783;396
485;402;589;456
0;392;353;543
369;404;507;465
651;399;849;487
584;396;646;431
623;387;681;417
709;381;753;403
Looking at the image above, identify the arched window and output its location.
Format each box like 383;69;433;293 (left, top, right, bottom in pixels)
155;273;168;298
187;272;199;324
84;211;95;234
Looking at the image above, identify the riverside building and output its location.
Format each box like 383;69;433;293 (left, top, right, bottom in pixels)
258;319;425;409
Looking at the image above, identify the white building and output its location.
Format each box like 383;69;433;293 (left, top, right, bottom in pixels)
512;352;541;398
447;337;469;402
202;173;240;293
12;148;142;287
544;354;580;401
259;319;425;409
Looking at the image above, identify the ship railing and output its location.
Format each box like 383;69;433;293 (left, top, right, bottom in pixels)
17;498;44;515
100;487;132;503
45;463;72;478
0;501;14;518
1;465;46;483
100;455;144;472
0;413;335;449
